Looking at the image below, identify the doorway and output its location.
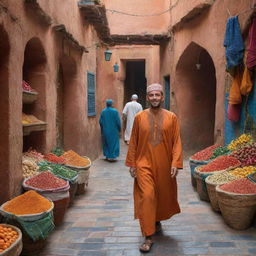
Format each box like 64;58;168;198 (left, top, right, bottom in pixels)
124;60;146;108
164;75;170;110
176;42;216;153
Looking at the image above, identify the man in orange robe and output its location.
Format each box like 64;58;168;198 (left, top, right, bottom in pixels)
125;83;183;253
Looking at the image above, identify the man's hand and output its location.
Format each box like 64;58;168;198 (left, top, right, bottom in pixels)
170;167;178;178
129;167;137;178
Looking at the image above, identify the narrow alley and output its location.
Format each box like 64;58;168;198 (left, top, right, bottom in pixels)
39;144;256;256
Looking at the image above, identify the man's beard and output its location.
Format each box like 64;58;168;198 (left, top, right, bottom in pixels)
149;101;162;108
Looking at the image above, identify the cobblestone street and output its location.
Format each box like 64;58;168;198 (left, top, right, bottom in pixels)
40;144;256;256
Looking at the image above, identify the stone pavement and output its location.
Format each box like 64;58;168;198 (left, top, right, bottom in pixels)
40;144;256;256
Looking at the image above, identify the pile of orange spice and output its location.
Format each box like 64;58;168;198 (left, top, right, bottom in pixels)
0;225;19;252
63;150;90;167
3;190;52;215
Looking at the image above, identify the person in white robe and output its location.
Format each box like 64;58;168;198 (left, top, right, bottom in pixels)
122;94;143;144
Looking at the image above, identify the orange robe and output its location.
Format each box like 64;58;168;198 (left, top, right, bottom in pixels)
125;108;183;236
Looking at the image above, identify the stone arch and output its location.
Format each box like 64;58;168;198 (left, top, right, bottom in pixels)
175;42;216;153
22;37;47;152
0;25;10;204
57;54;78;149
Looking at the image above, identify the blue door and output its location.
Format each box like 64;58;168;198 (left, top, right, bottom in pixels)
164;76;170;110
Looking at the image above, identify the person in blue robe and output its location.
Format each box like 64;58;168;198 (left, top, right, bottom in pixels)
99;99;121;161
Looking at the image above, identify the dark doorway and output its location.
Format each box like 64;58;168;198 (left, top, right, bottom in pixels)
124;61;146;108
164;75;170;110
176;42;216;154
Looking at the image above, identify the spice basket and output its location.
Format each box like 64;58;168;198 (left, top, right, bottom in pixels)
189;158;208;188
216;185;256;230
68;181;78;207
0;201;54;222
205;172;238;212
65;156;91;170
0;224;22;256
52;197;70;226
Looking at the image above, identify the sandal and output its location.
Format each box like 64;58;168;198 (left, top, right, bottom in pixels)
139;239;153;253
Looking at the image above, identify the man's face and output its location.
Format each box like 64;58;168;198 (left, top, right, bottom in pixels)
147;90;164;108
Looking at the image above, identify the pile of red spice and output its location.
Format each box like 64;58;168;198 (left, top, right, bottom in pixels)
44;153;66;164
220;178;256;194
190;145;220;161
200;155;241;173
25;171;68;190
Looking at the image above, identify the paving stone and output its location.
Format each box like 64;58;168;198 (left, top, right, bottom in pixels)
39;144;256;256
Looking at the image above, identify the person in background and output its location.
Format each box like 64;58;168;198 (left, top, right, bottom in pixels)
99;99;121;161
125;83;183;253
122;94;143;145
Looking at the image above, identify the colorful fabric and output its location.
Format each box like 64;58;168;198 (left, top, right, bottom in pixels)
99;103;121;159
240;67;253;96
126;109;183;236
246;17;256;69
229;67;242;105
224;16;244;71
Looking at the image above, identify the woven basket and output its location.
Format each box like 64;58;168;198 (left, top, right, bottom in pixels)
216;185;256;230
189;158;208;188
0;224;22;256
205;177;220;211
52;197;70;226
68;181;78;207
76;183;86;195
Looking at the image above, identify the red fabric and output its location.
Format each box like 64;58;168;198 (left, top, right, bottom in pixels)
228;104;241;122
246;17;256;69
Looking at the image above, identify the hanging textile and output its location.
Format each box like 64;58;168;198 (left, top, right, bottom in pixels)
246;17;256;69
224;16;244;72
240;66;253;95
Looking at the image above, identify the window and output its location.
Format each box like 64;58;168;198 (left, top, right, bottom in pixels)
87;71;96;116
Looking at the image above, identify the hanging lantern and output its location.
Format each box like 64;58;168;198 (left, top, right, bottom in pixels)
104;49;112;61
113;63;119;72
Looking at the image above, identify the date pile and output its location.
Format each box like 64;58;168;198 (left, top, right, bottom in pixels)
231;143;256;166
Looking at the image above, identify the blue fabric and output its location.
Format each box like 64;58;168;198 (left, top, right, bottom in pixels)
224;16;244;71
99;106;121;159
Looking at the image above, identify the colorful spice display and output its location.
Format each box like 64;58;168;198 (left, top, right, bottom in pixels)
22;157;39;179
44;153;66;164
3;190;52;215
63;150;90;167
25;171;68;190
229;166;256;178
23;149;44;163
220;178;256;194
199;156;241;173
227;134;253;151
22;80;36;93
39;163;77;181
22;113;44;125
51;147;65;157
190;144;220;161
0;224;19;252
231;143;256;166
207;171;238;184
210;146;230;160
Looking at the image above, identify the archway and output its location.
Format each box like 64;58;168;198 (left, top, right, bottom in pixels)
0;26;10;204
175;42;216;154
22;37;47;152
58;55;78;150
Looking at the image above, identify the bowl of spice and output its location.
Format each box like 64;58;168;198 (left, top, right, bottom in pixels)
0;190;54;221
63;150;91;170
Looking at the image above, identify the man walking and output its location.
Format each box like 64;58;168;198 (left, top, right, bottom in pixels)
122;94;143;145
99;99;121;161
125;83;183;252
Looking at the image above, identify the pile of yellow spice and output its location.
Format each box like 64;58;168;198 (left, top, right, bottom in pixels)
63;150;90;167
